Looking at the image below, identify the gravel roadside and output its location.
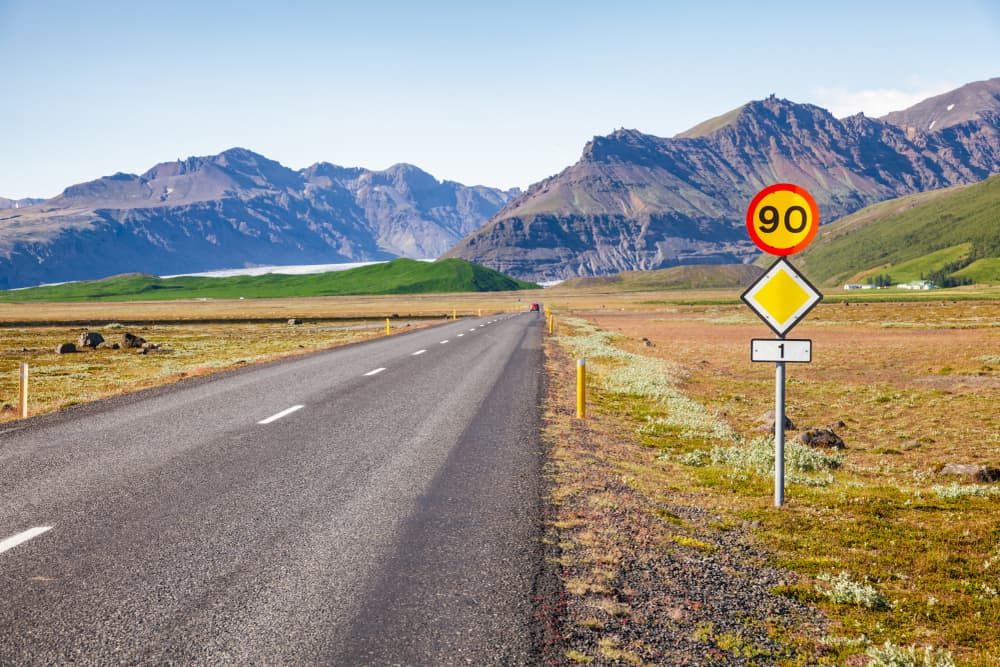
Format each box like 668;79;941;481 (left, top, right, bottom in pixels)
541;340;827;665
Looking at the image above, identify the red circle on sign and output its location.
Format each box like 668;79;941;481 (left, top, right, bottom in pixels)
746;183;820;255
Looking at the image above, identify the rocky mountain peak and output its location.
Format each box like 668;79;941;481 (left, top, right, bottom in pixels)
882;77;1000;135
448;79;1000;282
582;128;663;164
380;163;440;192
301;162;364;182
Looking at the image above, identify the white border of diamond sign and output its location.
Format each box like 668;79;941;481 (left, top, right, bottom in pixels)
741;258;823;337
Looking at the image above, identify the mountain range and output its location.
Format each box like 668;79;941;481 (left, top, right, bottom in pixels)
446;77;1000;281
0;197;44;210
0;150;517;289
2;77;999;289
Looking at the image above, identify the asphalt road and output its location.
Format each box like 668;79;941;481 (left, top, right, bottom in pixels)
0;312;547;665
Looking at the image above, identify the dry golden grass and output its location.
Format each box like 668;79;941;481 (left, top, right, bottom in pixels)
0;292;534;323
0;292;530;421
0;320;396;420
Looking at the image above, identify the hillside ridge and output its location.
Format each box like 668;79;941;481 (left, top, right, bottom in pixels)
0;258;538;302
446;78;1000;281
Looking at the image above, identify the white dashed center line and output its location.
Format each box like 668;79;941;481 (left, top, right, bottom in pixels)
0;527;53;555
364;367;386;376
457;333;464;337
440;340;449;344
258;405;305;424
412;349;427;356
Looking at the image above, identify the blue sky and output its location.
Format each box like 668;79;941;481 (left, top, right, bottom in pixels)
2;0;998;199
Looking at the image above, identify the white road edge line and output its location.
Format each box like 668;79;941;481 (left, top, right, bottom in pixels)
364;367;387;376
258;405;305;425
0;526;53;555
412;349;427;356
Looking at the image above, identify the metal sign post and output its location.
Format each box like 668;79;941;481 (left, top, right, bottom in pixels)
774;357;785;506
743;184;823;507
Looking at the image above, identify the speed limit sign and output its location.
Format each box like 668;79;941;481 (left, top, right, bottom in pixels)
746;184;819;255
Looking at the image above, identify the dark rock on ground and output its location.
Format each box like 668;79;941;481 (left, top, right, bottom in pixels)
938;463;1000;483
757;410;795;432
796;429;846;449
288;318;302;325
55;343;76;354
121;333;146;349
78;332;104;348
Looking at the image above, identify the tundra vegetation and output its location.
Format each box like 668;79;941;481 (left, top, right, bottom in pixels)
543;294;999;665
0;293;532;420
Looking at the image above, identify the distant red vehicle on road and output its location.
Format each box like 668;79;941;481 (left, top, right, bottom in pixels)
529;302;541;312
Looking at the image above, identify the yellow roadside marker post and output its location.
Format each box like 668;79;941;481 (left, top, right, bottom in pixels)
453;309;457;320
385;318;391;336
19;363;28;418
549;315;555;335
576;358;586;419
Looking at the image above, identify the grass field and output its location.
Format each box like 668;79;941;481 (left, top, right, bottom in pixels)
0;291;537;420
0;319;405;420
543;293;1000;665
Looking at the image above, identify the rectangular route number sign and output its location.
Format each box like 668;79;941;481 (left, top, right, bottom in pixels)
751;339;812;363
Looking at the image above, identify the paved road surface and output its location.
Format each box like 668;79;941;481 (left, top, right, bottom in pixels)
0;313;546;665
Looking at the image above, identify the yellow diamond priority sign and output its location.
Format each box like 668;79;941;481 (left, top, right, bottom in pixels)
741;258;822;337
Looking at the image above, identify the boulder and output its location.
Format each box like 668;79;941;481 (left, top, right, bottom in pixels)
796;429;846;449
288;318;302;325
55;342;77;354
641;337;655;347
78;332;104;348
141;342;160;351
938;463;1000;483
121;332;146;349
756;410;795;432
97;342;121;350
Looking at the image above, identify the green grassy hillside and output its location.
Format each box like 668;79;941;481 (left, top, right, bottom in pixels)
0;258;539;302
561;264;763;291
795;174;1000;287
